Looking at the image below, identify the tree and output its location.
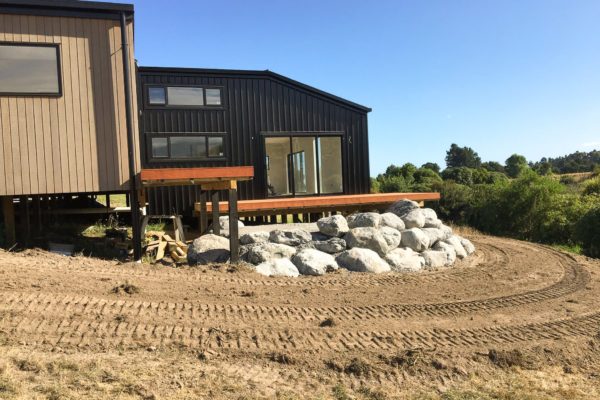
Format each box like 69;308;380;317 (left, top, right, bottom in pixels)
421;162;440;174
441;167;474;185
445;144;482;169
505;154;528;178
535;161;553;176
482;161;505;173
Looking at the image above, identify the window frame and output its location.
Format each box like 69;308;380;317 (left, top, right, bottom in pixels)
144;84;224;109
146;133;227;162
0;41;62;97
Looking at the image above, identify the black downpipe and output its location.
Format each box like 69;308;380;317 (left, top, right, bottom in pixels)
120;12;142;260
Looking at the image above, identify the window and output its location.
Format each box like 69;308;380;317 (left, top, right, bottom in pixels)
205;88;222;105
148;87;166;105
208;136;224;157
167;87;204;106
171;136;206;158
151;138;168;158
0;43;61;95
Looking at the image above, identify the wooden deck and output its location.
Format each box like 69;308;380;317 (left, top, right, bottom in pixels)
140;166;254;187
194;192;440;216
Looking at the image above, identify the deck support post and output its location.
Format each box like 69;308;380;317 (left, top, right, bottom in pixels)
199;191;208;234
19;196;30;247
1;197;16;248
211;191;220;236
228;188;239;263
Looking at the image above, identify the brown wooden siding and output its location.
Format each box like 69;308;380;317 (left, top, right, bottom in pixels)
0;13;139;196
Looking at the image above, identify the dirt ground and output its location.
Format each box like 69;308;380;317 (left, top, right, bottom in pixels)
1;233;600;399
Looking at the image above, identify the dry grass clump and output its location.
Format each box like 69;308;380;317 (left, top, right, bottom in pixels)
319;317;336;328
111;281;140;295
269;352;295;365
327;357;372;377
488;348;531;369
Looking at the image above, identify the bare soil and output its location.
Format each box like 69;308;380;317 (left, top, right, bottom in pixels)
1;234;600;399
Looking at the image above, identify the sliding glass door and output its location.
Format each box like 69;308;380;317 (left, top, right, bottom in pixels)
265;135;342;197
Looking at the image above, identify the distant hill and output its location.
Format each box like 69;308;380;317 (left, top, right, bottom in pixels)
532;150;600;174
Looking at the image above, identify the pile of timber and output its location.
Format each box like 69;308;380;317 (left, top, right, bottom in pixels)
144;231;190;263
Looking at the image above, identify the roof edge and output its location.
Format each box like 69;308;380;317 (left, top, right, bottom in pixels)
138;66;372;113
0;0;134;19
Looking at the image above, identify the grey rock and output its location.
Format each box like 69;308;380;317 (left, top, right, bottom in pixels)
459;237;476;255
216;216;244;230
313;237;347;254
379;226;401;250
187;234;230;265
400;228;430;252
316;215;349;237
444;236;468;259
239;231;270;245
269;229;313;246
344;227;390;257
440;225;453;239
421;250;448;269
291;248;339;276
424;219;444;229
402;208;426;229
336;248;391;273
387;199;420;218
347;212;381;228
432;241;457;266
379;212;406;231
255;258;300;277
422;227;445;247
246;243;297;265
385;247;425;272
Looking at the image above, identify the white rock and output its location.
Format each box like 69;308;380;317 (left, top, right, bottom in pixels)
421;250;448;269
444;236;468;259
255;258;299;277
313;237;346;254
344;227;389;257
347;212;381;228
316;215;349;237
291;248;338;276
424;219;444;229
402;209;426;229
459;237;476;255
246;243;297;264
336;248;391;273
239;231;270;245
269;229;312;246
400;228;430;252
387;199;420;218
440;225;453;239
379;227;401;250
432;241;457;266
187;234;230;265
385;248;425;272
379;212;406;231
217;216;244;229
421;227;445;247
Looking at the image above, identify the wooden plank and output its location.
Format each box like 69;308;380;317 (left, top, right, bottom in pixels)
76;17;94;191
228;189;239;263
140;166;254;183
201;180;237;191
155;241;168;261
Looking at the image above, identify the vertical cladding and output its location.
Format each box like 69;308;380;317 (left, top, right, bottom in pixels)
138;69;371;215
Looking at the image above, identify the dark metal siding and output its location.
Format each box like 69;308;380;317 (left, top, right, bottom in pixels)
138;69;371;215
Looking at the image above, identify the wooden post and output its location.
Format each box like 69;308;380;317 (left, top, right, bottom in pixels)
211;191;220;236
1;197;16;248
20;196;30;247
229;188;239;263
198;191;208;234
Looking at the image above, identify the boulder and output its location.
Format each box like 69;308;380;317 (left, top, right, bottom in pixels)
400;228;430;252
402;208;426;229
421;227;445;247
313;237;347;254
216;216;244;230
385;248;425;272
344;227;389;257
379;212;405;231
444;236;468;259
336;248;391;273
440;225;453;238
424;219;444;229
187;234;230;265
291;248;339;276
387;199;420;218
239;231;270;245
269;229;312;246
432;241;457;266
316;215;349;237
379;226;401;250
347;212;381;228
246;243;297;265
459;237;476;255
421;250;448;269
255;258;299;277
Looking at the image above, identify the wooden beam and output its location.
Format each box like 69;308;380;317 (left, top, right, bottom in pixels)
140;166;254;185
198;191;208;234
211;191;220;236
201;180;237;191
1;197;16;248
229;188;239;263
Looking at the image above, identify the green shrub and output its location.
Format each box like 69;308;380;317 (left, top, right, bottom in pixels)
576;206;600;258
433;181;474;222
441;167;474;185
378;175;411;193
559;175;576;185
583;176;600;196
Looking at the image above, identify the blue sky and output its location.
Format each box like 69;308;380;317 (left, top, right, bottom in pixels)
128;0;600;175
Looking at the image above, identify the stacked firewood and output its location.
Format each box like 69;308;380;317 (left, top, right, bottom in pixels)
144;231;190;263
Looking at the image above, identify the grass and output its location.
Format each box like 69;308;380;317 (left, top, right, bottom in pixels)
550;243;583;255
97;194;128;208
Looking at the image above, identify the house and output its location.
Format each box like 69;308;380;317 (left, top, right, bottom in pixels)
0;0;389;257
